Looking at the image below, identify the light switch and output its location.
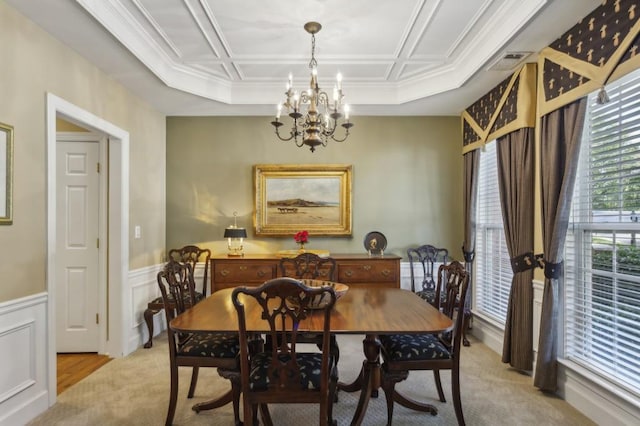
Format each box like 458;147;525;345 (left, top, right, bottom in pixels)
134;225;141;239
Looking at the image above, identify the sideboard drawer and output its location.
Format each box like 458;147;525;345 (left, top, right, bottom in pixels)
337;260;398;283
213;262;276;284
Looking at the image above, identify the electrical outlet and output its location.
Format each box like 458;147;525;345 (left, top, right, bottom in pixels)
134;225;141;239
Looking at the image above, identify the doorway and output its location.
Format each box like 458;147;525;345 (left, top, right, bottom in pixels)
46;93;130;406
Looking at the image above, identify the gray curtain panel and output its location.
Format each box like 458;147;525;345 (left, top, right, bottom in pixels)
462;149;480;261
534;98;587;392
496;128;535;371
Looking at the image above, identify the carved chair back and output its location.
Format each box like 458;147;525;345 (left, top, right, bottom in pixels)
157;260;197;348
407;244;449;293
168;245;211;297
279;252;337;281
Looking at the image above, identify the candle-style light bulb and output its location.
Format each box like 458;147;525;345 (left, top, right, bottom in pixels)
336;72;343;90
276;103;282;119
288;73;293;89
344;104;350;120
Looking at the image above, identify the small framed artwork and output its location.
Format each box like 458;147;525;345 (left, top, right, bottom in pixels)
0;122;13;225
364;231;387;256
254;164;352;236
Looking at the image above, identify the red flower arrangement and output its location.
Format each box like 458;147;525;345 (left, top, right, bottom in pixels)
294;230;309;244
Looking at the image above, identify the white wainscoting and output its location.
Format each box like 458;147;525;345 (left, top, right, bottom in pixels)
0;293;48;426
128;262;207;354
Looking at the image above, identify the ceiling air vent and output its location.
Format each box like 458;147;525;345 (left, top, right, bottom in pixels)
488;52;532;71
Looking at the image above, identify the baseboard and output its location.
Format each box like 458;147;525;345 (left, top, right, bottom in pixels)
468;312;504;354
0;390;48;426
558;361;640;425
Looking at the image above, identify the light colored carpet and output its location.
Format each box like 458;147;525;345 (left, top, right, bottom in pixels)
29;334;595;425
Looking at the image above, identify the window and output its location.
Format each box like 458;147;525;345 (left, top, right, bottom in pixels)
475;141;512;324
565;69;640;395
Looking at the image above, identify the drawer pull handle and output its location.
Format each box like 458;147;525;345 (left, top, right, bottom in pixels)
344;270;353;277
239;266;248;271
363;265;372;271
382;269;391;276
220;269;229;277
257;270;266;277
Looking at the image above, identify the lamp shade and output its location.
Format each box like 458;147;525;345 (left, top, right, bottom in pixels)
224;227;247;239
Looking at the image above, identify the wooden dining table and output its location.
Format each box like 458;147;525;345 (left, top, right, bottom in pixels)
170;286;453;426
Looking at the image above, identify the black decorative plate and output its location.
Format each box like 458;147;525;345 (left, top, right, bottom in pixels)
364;231;387;254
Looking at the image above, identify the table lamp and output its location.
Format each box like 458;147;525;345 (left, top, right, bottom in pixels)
224;212;247;257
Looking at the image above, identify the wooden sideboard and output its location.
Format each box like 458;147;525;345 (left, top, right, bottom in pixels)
210;253;401;292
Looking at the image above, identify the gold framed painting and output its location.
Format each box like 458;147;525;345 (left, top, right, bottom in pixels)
0;122;13;225
254;164;352;236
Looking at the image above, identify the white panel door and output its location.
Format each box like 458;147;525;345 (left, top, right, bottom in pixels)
56;140;100;352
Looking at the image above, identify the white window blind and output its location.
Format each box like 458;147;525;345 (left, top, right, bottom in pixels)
565;69;640;395
475;141;512;324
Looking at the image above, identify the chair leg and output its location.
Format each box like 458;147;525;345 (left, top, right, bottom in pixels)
329;334;340;402
327;372;338;425
166;362;179;426
242;397;253;426
433;369;446;402
463;311;472;347
219;368;242;426
452;366;466;426
256;404;268;426
143;308;159;348
187;366;199;398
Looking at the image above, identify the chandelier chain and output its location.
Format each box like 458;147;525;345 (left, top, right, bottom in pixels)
309;34;317;70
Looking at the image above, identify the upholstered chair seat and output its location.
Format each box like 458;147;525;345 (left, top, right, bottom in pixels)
248;352;337;391
148;290;203;307
415;289;446;306
178;332;240;358
380;333;450;361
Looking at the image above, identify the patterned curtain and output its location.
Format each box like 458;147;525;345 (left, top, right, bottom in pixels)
538;0;640;116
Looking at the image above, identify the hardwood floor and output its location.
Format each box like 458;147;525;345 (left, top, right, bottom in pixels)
57;353;112;395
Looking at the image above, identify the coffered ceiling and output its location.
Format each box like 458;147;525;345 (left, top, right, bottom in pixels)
7;0;600;115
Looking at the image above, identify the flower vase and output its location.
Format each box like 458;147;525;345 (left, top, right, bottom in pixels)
298;242;306;253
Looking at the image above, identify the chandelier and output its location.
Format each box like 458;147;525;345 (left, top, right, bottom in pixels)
270;22;353;152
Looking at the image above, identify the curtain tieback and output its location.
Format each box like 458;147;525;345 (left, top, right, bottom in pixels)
534;255;563;278
510;252;538;273
462;247;475;263
543;260;563;279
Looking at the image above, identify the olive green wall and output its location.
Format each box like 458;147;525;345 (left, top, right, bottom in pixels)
0;3;166;302
166;116;463;259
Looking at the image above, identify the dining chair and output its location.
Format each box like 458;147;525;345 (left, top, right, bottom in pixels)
157;260;241;426
278;253;341;371
144;245;211;348
379;260;470;426
232;277;338;426
407;244;449;307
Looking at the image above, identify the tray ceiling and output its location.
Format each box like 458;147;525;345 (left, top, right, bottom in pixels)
7;0;601;115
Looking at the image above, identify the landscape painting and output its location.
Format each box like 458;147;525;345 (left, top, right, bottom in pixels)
254;164;352;236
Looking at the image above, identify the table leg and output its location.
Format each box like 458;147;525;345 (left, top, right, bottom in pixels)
192;368;241;426
337;334;381;426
